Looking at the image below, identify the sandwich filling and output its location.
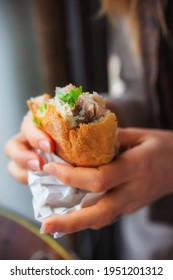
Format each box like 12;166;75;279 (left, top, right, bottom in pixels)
32;84;109;128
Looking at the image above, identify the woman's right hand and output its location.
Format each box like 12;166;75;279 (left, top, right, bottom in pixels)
4;112;55;184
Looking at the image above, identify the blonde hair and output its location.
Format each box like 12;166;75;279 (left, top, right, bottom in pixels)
100;0;168;54
100;0;139;53
100;0;137;15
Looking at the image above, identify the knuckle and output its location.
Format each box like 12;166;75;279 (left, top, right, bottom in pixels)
68;220;78;233
112;204;122;218
91;219;110;230
104;210;116;225
4;136;17;157
106;214;115;225
64;168;74;186
91;211;115;230
20;120;37;147
92;173;106;193
18;175;28;185
4;141;10;157
91;224;103;230
7;162;28;185
135;185;146;197
7;161;15;174
8;171;25;184
90;219;106;230
27;135;39;150
125;203;138;214
70;167;77;184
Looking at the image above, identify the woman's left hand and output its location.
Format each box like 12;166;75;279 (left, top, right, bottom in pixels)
41;127;173;234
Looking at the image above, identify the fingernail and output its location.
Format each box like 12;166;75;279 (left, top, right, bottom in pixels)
43;164;56;175
41;224;57;234
39;140;51;153
27;159;40;170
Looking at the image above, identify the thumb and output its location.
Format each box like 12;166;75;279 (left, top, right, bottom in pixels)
118;127;146;149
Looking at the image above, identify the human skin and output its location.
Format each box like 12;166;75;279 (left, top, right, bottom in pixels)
4;112;173;234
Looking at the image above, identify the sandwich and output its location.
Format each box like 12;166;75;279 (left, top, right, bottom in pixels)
27;84;118;167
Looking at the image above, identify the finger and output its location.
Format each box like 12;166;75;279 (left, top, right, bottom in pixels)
21;112;55;153
5;134;44;170
118;127;147;149
41;185;131;234
7;161;28;185
43;129;148;192
43;154;134;192
124;199;148;214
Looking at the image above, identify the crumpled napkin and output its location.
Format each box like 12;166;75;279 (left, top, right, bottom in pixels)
28;151;104;238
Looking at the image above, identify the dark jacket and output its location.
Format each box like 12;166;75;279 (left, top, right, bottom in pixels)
139;0;173;225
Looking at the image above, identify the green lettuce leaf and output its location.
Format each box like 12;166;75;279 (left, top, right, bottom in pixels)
33;115;41;128
55;86;82;107
38;102;47;114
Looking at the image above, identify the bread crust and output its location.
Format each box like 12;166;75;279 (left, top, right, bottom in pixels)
28;102;118;167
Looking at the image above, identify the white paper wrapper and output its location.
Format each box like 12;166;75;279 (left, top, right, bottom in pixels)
28;151;104;238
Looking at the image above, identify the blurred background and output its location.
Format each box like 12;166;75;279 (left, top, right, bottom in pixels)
0;0;124;259
0;0;42;221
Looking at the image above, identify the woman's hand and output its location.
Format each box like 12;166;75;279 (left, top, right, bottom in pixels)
4;112;55;184
41;128;173;234
5;115;173;235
